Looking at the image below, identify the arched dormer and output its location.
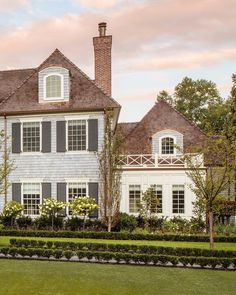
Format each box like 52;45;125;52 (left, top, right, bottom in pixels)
38;67;69;102
151;129;183;155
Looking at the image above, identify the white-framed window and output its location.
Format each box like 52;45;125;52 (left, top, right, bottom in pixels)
67;120;87;151
151;185;162;214
172;185;185;214
129;185;141;213
161;137;175;155
44;73;63;100
67;182;87;215
22;182;41;216
22;121;41;152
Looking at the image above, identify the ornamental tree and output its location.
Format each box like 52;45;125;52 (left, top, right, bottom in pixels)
2;201;23;227
39;198;66;230
184;137;235;249
69;196;99;230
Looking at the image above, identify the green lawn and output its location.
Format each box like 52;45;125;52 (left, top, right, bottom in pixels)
0;236;236;250
0;260;235;295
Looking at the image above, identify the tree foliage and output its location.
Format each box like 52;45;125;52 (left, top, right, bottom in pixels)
98;110;123;232
184;137;235;249
157;77;228;135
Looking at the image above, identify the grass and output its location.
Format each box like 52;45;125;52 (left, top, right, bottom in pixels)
0;235;236;250
0;259;235;295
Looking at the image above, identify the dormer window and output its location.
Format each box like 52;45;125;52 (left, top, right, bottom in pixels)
45;74;63;99
161;137;174;154
38;67;69;103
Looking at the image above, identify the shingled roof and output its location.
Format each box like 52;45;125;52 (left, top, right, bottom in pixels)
121;100;205;154
0;49;120;115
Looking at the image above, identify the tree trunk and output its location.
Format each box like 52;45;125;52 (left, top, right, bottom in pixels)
107;215;112;232
83;216;86;231
51;215;54;231
209;211;214;250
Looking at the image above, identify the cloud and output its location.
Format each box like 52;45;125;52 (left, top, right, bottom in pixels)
0;0;235;74
0;0;28;11
73;0;119;9
130;48;236;71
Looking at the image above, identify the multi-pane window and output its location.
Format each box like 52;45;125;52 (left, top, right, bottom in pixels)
68;182;87;214
172;185;185;214
68;120;87;151
151;185;162;213
22;122;40;152
46;74;62;98
22;183;41;215
161;137;174;154
129;185;141;213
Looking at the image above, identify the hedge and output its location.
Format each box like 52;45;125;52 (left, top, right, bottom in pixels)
9;239;236;258
0;247;235;269
1;230;236;242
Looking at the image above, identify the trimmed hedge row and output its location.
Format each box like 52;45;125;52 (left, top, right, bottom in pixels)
1;230;236;242
1;247;236;269
10;239;236;258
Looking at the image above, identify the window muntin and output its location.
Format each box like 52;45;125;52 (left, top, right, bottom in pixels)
172;185;185;214
67;120;87;151
68;182;87;215
45;74;62;99
22;183;41;215
151;185;162;214
22;122;41;152
161;137;174;154
129;185;141;213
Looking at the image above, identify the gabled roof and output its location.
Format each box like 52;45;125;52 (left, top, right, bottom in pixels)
0;49;120;115
117;122;138;138
0;68;35;102
121;100;205;154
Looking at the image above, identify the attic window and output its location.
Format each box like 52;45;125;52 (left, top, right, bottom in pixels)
44;74;63;100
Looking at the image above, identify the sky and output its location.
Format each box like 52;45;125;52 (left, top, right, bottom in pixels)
0;0;235;122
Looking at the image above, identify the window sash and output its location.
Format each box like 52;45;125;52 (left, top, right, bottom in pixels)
46;75;62;98
129;185;141;213
172;185;185;213
67;182;87;215
67;120;87;151
150;185;163;213
22;183;41;215
161;137;174;154
22;122;41;152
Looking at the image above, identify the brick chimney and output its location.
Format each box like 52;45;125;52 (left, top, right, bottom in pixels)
93;22;112;96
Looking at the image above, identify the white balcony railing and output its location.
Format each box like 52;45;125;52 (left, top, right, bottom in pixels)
119;154;204;169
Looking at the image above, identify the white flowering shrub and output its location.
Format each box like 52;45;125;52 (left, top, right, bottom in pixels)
39;198;66;217
3;201;23;218
70;196;99;218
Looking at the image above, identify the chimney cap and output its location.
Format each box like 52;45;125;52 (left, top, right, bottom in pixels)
98;22;107;36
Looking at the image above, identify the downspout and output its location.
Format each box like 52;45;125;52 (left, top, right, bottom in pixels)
4;113;7;204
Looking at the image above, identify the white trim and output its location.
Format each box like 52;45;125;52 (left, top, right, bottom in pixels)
64;115;91;120
7;111;103;119
19;117;43;123
159;135;176;156
43;73;64;101
20;178;44;183
65;118;88;152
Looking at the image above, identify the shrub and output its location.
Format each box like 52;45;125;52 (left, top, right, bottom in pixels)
16;216;33;229
34;216;63;230
1;201;23;228
114;213;138;232
64;217;83;231
148;216;166;232
64;250;73;260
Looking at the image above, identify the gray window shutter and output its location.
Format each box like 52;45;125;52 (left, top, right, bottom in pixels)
88;119;98;151
42;183;51;199
88;182;99;218
56;121;66;152
42;122;51;153
12;183;21;203
12;123;21;153
57;182;66;216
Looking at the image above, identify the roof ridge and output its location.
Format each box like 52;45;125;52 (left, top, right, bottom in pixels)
118;121;138;124
0;69;37;107
39;48;121;108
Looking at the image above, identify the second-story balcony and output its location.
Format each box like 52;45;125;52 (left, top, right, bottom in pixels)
119;154;204;169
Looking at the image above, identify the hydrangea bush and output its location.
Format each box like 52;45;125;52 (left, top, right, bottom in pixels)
2;201;23;227
39;198;66;230
70;196;99;230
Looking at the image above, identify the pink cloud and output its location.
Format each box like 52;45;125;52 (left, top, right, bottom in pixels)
0;0;28;11
73;0;120;9
0;0;235;74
